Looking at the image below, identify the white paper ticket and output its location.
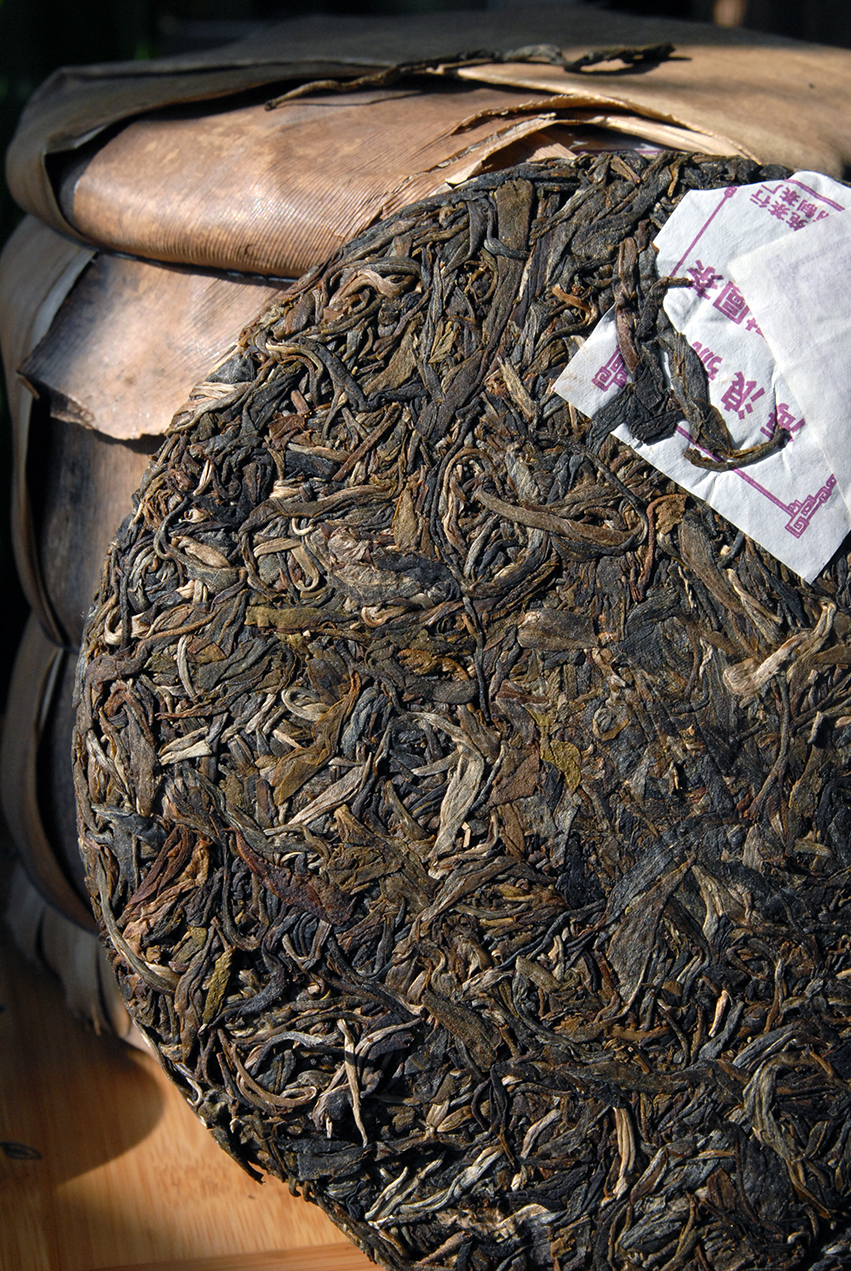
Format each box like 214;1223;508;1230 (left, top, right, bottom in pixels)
553;171;851;583
731;209;851;504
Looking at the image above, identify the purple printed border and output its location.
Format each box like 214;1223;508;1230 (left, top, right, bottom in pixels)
674;425;836;539
786;179;845;211
672;187;737;277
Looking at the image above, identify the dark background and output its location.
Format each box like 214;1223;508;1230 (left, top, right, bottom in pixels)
0;0;849;708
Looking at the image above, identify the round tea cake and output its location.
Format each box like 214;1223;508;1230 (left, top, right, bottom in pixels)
75;155;851;1271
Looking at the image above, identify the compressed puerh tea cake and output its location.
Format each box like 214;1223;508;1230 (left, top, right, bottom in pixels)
75;154;851;1271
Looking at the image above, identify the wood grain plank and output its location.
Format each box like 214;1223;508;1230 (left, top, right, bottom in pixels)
100;1243;368;1271
0;904;371;1271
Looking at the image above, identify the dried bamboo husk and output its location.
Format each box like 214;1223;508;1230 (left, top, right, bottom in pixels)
56;84;722;281
74;154;851;1270
27;415;159;647
1;620;145;1048
4;860;144;1045
8;4;851;276
0;552;154;1041
17;236;288;445
0;216;93;642
3;614;92;929
0;218;116;1023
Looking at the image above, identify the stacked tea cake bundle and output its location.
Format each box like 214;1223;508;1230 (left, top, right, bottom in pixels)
1;0;850;1170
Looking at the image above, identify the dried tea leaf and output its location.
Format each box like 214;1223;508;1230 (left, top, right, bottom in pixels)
542;738;581;792
654;492;687;536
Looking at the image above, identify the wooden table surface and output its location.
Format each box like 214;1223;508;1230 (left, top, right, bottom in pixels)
0;901;375;1271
